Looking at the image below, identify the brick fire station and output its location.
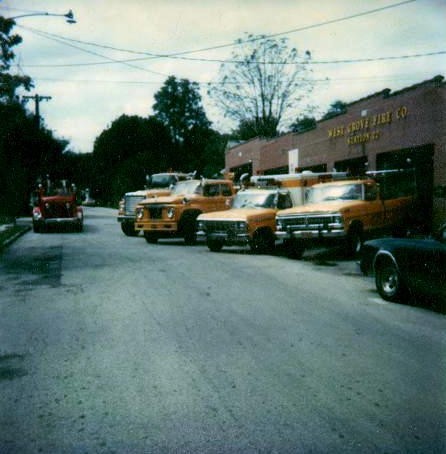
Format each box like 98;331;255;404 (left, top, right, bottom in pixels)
225;75;446;230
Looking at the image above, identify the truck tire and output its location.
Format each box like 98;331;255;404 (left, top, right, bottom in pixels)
284;238;305;259
121;221;138;237
144;231;158;244
207;239;223;252
346;225;363;257
251;229;274;254
180;212;200;245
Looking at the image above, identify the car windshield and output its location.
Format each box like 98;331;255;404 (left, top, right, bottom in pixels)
308;183;363;203
171;180;201;195
232;192;276;209
46;180;74;197
149;174;177;188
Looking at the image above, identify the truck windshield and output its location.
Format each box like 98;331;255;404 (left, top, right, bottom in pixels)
308;183;363;203
149;174;177;188
232;192;276;209
45;181;74;196
171;180;201;195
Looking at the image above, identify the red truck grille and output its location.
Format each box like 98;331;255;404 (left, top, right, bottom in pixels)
43;203;74;218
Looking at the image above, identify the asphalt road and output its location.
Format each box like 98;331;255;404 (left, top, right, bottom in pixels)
1;207;445;453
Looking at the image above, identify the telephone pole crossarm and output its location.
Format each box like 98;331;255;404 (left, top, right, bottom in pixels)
22;94;52;126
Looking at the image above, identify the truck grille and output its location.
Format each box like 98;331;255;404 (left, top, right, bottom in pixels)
43;203;73;218
205;221;233;233
279;214;338;231
148;206;163;219
203;220;245;234
124;195;145;215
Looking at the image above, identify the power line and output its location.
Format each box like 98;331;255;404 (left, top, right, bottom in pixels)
30;74;433;86
23;27;170;77
14;46;445;68
14;0;420;67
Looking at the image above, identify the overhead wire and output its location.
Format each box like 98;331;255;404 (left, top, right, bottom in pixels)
12;0;428;69
21;27;170;77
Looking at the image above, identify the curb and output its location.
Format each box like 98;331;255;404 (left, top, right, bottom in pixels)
0;225;31;250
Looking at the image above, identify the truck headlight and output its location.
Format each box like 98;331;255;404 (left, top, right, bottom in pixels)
167;207;175;219
331;214;344;228
236;221;247;232
197;221;206;231
276;218;284;231
136;207;144;220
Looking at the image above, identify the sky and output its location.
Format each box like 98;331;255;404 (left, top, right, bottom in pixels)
1;0;445;154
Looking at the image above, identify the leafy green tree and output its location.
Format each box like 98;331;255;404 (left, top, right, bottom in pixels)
91;114;174;204
0;102;67;217
321;100;347;120
289;116;317;133
152;75;224;175
0;16;33;101
183;126;226;177
153;76;211;146
0;17;77;217
209;34;315;139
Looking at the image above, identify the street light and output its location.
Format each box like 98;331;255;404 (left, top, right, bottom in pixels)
8;9;76;24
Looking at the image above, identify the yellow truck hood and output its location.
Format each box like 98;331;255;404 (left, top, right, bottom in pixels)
198;208;275;221
139;194;190;205
145;189;171;198
278;200;365;216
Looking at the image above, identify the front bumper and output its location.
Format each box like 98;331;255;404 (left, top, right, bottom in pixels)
37;217;82;225
197;230;250;246
276;229;346;240
117;215;135;223
135;220;178;233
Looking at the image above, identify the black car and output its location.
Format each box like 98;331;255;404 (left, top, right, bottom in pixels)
360;224;446;307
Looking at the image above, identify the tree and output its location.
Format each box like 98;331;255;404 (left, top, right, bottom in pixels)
233;117;281;141
321;100;347;120
91;114;174;204
183;126;226;177
0;102;67;217
289;116;317;133
152;76;224;175
208;34;315;139
153;76;211;146
0;16;33;102
0;18;67;218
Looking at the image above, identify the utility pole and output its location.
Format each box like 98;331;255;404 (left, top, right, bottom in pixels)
22;94;52;127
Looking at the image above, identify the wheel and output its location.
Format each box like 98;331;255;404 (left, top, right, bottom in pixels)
144;231;158;244
284;239;305;259
207;239;223;252
375;260;406;302
346;226;363;257
182;217;197;245
184;229;196;245
250;230;274;254
121;221;138;237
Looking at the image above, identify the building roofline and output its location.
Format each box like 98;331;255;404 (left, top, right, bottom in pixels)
225;75;445;148
347;74;445;107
